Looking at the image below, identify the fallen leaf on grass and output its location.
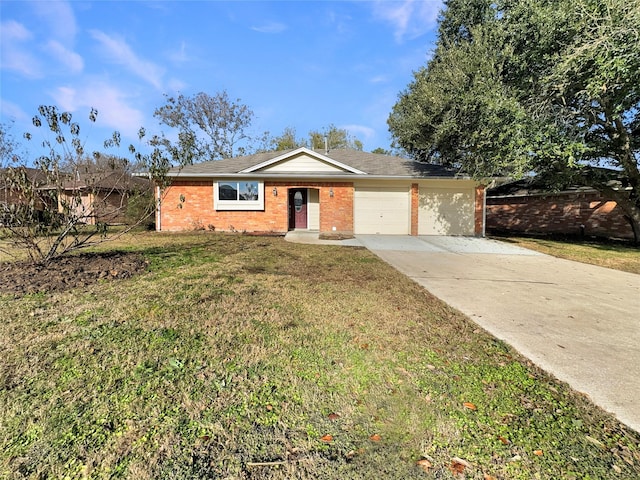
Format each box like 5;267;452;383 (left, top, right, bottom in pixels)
463;402;477;411
585;435;606;449
369;434;382;442
533;449;543;456
416;458;432;472
321;434;333;443
497;435;510;445
327;412;340;420
449;457;471;475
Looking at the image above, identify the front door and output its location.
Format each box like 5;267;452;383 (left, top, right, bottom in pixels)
288;189;307;229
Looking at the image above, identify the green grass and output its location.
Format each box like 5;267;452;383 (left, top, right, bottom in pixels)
493;236;640;274
1;232;639;479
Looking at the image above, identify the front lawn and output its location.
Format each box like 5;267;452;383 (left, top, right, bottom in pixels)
1;232;638;479
493;236;640;274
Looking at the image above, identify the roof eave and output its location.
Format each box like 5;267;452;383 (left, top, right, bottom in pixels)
165;172;473;181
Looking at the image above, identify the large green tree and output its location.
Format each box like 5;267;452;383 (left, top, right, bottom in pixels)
154;90;254;163
389;0;640;241
270;126;307;151
309;124;363;151
257;125;364;153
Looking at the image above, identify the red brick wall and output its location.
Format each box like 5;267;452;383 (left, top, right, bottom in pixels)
158;180;354;235
474;186;485;236
314;182;353;235
486;191;634;240
411;183;419;236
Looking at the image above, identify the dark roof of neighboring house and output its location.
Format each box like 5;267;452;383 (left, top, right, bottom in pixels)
0;166;50;187
62;171;151;192
487;169;628;197
486;177;592;197
168;148;466;178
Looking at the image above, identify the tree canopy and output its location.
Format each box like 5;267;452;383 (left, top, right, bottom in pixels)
309;124;363;151
388;0;640;240
261;125;364;152
154;90;254;163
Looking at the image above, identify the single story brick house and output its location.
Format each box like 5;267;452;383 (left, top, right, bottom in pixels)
156;147;485;237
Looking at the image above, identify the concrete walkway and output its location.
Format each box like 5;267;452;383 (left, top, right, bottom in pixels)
356;235;640;433
285;232;640;432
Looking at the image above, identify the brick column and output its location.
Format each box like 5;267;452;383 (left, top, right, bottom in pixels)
474;185;485;236
411;183;419;236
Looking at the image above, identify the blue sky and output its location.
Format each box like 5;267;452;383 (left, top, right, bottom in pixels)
1;0;442;159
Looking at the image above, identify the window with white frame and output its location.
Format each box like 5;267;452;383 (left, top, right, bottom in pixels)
214;180;264;210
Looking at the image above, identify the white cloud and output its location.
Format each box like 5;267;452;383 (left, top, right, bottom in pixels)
0;20;41;78
0;98;30;123
251;22;287;34
51;82;146;140
31;0;77;44
1;20;32;42
90;30;165;90
370;75;389;84
372;0;442;43
45;40;84;74
342;124;375;140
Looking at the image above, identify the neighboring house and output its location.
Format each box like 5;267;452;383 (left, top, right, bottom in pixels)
486;177;634;240
157;147;485;237
61;171;151;225
0;166;54;219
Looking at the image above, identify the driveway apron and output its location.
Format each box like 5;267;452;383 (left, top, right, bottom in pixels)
356;235;640;433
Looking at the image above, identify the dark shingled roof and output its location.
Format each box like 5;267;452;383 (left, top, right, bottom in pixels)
168;148;464;178
62;171;151;192
0;166;49;186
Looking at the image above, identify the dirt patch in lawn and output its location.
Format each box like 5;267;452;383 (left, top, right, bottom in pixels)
0;251;148;295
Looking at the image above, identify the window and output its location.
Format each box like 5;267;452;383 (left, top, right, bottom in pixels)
214;180;264;210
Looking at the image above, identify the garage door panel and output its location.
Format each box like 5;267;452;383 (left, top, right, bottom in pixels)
419;188;474;235
354;187;410;235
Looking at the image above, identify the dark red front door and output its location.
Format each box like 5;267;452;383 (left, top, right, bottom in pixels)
289;189;307;229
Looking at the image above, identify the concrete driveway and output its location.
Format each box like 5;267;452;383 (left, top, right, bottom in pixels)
356;235;640;433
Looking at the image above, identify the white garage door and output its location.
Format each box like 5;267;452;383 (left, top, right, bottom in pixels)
354;186;410;234
419;187;474;235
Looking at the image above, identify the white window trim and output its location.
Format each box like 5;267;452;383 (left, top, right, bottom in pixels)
213;180;264;211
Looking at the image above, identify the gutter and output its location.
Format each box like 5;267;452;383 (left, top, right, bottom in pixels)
164;172;475;181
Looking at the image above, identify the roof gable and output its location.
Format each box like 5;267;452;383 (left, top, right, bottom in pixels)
240;148;365;174
167;148;467;179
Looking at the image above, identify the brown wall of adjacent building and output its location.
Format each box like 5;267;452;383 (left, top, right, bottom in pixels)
486;191;634;240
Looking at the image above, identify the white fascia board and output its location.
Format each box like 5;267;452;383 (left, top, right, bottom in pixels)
239;147;367;175
166;172;471;181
